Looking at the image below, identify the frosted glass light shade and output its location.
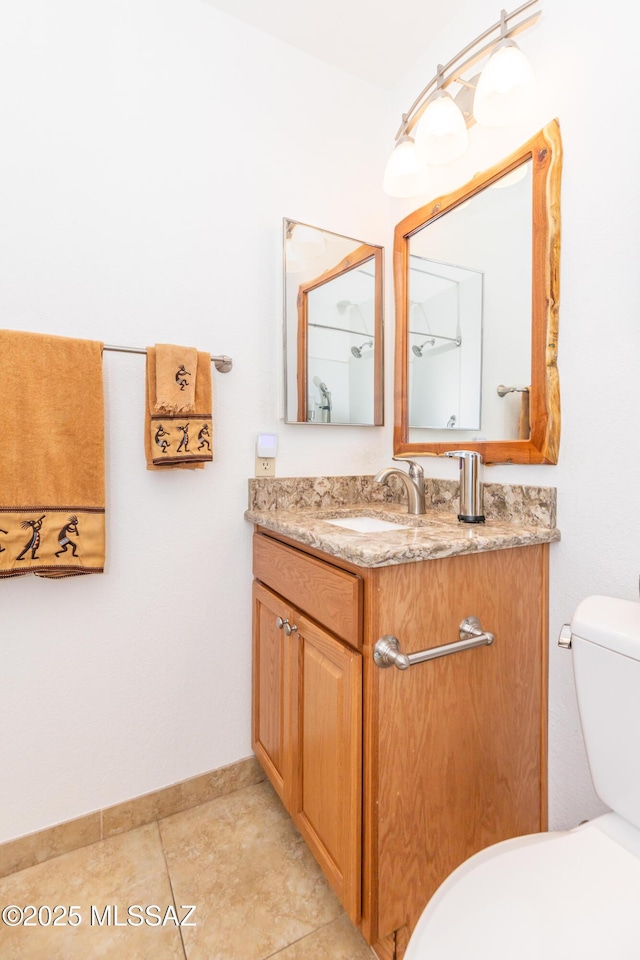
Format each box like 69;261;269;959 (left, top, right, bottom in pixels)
473;40;535;127
415;91;468;164
383;136;429;198
490;163;529;189
285;238;305;271
289;224;326;256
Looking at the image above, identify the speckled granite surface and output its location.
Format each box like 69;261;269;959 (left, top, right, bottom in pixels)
248;475;406;512
245;476;559;568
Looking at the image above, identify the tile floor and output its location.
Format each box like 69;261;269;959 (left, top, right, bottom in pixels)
0;780;375;960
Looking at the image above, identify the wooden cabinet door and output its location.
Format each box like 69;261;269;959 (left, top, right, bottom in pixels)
291;610;362;924
252;581;294;809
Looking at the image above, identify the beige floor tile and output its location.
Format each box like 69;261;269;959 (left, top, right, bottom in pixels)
0;823;185;960
270;914;375;959
159;780;344;960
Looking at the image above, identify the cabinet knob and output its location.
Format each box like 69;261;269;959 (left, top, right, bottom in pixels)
276;616;288;631
276;616;298;636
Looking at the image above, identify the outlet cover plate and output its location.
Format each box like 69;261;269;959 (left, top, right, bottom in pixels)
255;456;275;478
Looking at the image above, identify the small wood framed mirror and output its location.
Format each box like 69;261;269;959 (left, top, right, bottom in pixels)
283;220;383;426
393;120;562;464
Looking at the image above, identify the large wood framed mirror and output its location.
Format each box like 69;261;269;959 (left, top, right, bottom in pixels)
284;219;383;425
393;119;562;464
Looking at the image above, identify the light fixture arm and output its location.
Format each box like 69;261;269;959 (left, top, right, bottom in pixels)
454;76;479;90
394;0;540;142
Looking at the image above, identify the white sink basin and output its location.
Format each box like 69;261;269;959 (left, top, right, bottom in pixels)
323;516;408;533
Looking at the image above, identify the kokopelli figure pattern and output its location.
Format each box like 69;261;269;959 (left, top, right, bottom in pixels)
175;365;191;391
16;515;46;561
176;423;190;453
155;424;170;453
55;515;80;557
197;423;211;451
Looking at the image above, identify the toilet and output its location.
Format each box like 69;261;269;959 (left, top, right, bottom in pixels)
404;595;640;960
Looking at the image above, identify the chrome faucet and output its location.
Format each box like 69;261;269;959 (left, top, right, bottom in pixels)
374;458;426;515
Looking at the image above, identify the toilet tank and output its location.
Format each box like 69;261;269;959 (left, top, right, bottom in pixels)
571;595;640;830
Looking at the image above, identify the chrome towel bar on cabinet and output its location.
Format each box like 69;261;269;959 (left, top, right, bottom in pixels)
374;617;495;670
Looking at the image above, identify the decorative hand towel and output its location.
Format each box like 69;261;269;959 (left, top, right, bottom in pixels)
0;329;105;578
145;347;213;470
153;343;198;414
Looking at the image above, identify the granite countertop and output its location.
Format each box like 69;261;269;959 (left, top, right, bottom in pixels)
245;477;560;568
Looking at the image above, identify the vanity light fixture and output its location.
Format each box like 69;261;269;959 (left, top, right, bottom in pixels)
473;32;536;127
383;0;540;198
414;69;469;166
382;134;430;198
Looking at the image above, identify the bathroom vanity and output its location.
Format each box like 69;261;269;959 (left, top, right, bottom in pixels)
247;478;559;960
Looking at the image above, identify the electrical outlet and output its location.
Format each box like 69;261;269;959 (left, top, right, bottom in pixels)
255;456;275;477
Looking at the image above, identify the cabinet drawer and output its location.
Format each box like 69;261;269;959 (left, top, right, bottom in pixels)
253;534;362;649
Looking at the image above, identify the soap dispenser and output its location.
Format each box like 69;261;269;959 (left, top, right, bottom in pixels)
444;451;485;524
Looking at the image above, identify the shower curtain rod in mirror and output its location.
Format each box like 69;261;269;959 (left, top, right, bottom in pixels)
308;323;376;337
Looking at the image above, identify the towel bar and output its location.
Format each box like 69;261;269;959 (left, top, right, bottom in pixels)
103;343;233;373
374;616;495;670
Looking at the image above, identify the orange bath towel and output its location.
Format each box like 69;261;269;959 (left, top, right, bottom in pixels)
145;347;213;470
0;329;105;578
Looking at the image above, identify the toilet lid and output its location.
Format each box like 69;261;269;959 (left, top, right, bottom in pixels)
404;817;640;960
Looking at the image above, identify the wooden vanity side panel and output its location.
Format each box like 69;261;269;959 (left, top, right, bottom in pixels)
371;545;548;943
253;533;363;649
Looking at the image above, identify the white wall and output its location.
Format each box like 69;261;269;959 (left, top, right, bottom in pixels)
388;0;640;828
0;0;391;842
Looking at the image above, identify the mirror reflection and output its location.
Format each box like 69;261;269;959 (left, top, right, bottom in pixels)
283;219;383;425
409;255;483;430
408;160;532;440
394;120;562;464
